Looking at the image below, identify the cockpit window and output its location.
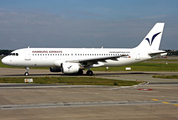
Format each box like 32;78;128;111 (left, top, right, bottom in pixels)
9;53;19;56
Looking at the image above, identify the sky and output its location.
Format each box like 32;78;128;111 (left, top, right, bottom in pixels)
0;0;178;50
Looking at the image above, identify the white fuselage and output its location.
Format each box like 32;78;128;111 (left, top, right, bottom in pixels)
2;47;151;68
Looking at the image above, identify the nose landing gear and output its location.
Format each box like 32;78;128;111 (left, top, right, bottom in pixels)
24;67;29;76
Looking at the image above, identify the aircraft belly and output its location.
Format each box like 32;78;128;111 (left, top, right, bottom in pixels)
16;59;54;67
33;59;54;67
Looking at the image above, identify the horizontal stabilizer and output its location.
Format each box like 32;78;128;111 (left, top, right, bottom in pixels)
149;51;167;57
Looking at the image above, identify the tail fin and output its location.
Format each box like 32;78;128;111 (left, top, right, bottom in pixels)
136;23;165;50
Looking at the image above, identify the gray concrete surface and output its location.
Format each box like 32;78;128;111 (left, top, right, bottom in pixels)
0;68;178;120
1;67;178;84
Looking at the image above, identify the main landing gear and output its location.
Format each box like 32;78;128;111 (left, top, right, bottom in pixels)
77;69;93;76
24;67;29;76
86;70;93;76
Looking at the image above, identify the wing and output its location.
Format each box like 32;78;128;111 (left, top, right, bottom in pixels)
66;54;128;63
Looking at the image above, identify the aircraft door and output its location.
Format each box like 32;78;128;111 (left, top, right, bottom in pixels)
135;50;140;60
25;47;31;61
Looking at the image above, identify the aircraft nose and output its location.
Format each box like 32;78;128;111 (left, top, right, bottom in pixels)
1;57;9;65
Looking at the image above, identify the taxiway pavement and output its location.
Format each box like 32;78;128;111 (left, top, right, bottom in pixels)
0;68;178;120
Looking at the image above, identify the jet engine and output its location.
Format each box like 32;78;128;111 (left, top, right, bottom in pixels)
50;67;62;72
61;63;80;74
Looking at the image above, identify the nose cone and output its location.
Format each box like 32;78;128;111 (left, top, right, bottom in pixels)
1;57;9;65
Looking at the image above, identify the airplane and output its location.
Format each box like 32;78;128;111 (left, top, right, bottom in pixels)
2;23;167;76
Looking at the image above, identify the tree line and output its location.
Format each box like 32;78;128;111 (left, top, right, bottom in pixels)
165;50;178;56
0;50;13;56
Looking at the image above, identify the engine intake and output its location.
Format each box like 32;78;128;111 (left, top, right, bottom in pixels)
50;67;62;72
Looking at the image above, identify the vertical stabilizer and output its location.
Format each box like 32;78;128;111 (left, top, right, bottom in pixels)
136;23;165;50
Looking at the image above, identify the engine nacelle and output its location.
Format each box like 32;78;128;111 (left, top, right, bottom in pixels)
50;67;62;72
62;63;80;74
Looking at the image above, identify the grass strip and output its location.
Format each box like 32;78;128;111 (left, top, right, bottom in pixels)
0;77;141;86
149;59;178;62
153;75;178;79
91;63;178;72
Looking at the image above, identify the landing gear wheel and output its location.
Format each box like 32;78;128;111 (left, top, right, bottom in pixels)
77;69;83;75
24;67;30;76
24;72;29;76
86;70;93;76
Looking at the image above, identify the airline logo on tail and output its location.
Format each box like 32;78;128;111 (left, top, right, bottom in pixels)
145;32;161;46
